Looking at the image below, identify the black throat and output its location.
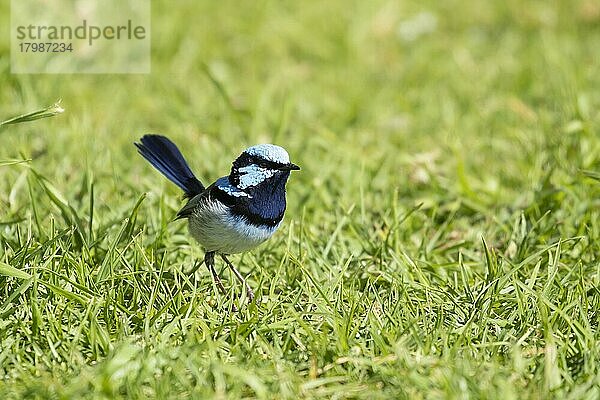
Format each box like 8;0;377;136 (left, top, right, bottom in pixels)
213;171;290;227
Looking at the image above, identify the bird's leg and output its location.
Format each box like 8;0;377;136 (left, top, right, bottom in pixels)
220;254;255;303
205;251;226;295
206;251;238;312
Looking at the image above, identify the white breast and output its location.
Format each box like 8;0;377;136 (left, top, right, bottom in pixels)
187;197;280;254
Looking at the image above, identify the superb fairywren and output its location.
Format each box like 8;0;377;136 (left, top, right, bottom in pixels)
135;135;299;303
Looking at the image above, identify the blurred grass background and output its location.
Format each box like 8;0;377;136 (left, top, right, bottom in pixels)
1;0;600;398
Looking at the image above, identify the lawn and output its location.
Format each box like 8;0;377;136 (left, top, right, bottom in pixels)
1;0;600;398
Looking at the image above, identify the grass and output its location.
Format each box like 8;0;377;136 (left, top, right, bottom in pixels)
1;0;600;398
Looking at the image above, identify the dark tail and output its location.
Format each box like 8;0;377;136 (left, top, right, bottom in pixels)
135;134;204;198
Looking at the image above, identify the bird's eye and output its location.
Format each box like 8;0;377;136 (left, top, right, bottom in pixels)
258;161;269;168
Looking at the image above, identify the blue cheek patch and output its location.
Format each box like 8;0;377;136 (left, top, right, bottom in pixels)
237;165;276;189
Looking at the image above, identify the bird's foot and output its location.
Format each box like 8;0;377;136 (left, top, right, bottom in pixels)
221;254;255;304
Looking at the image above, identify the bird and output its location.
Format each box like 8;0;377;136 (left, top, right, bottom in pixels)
134;134;299;305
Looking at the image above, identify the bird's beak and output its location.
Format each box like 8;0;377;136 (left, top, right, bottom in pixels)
280;162;300;171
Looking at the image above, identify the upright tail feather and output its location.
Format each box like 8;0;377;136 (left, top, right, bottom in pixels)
135;134;204;198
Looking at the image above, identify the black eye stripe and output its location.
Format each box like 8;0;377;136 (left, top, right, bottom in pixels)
248;157;282;169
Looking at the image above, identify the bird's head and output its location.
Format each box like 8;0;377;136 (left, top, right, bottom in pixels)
229;144;300;191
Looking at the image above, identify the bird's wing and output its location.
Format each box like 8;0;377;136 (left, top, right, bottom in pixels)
176;187;210;220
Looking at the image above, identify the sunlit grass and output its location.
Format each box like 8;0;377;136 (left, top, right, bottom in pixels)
1;0;600;398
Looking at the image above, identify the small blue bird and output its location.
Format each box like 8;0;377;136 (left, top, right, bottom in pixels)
135;134;299;303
